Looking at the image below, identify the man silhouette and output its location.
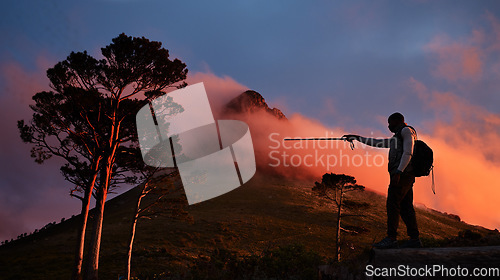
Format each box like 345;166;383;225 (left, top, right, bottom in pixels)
343;112;422;249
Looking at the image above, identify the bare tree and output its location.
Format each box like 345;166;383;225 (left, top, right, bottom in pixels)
124;167;190;280
116;139;191;280
312;173;364;262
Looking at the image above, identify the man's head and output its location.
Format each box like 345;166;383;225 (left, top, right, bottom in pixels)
388;112;405;133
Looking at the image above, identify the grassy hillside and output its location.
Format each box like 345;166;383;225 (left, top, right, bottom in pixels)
0;172;498;279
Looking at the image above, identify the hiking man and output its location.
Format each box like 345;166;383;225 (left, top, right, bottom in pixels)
343;112;422;249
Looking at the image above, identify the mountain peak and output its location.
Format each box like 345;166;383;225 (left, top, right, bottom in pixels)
223;90;287;120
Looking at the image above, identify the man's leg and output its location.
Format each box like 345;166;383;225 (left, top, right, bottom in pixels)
398;174;422;248
373;179;406;249
400;183;419;239
386;173;414;240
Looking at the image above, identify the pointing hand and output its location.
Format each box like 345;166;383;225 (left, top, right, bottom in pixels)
342;134;360;142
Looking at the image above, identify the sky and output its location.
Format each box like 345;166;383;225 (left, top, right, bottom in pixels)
1;0;500;241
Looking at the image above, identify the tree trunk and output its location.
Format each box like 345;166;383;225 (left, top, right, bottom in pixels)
84;186;108;280
335;191;343;262
126;183;147;280
71;193;89;280
126;214;139;280
84;100;121;280
72;157;101;280
85;158;113;280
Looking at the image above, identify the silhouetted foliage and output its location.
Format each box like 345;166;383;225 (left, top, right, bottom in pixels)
312;173;364;199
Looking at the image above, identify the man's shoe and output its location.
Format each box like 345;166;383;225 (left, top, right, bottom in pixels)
400;238;422;248
373;237;398;249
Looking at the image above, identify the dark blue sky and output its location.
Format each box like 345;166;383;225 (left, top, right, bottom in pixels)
1;0;500;240
3;1;500;121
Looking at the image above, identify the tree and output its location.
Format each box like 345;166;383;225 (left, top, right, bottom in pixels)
118;99;189;280
126;168;161;280
312;173;364;262
122;166;191;280
18;33;188;280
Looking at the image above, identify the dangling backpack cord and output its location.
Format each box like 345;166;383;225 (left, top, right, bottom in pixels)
431;165;435;194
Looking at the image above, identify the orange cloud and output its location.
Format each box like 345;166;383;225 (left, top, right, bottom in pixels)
409;77;500;229
425;34;483;81
425;12;500;83
484;11;500;52
186;71;249;119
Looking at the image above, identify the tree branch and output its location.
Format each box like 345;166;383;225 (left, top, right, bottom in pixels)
70;188;84;201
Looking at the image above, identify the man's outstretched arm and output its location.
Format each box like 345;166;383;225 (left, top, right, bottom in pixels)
343;134;391;148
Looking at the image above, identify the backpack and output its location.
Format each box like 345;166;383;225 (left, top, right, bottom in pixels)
397;126;435;193
412;139;433;177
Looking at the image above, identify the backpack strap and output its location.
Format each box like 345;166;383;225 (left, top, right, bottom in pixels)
396;125;417;139
406;125;417;139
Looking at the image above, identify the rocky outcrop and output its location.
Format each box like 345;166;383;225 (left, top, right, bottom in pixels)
223;90;287;120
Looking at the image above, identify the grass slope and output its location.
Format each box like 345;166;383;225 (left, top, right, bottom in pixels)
0;172;497;279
